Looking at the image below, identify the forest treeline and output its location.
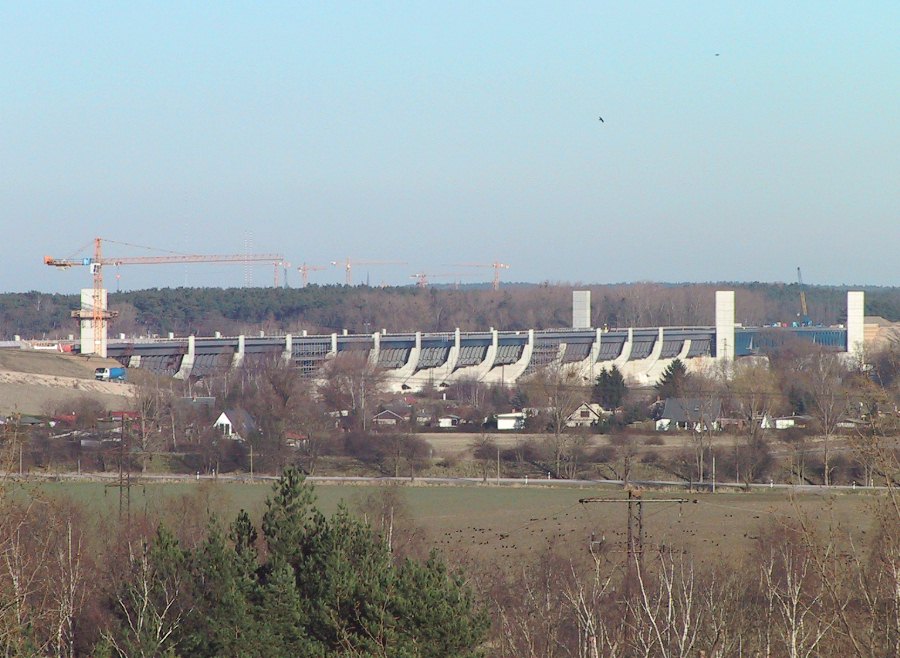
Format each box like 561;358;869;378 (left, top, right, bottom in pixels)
3;282;899;339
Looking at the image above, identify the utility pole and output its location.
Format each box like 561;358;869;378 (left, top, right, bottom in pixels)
105;414;135;524
579;493;693;648
579;493;691;577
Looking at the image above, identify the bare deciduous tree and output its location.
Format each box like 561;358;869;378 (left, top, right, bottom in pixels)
521;363;587;477
798;352;851;486
319;351;385;432
103;533;190;658
630;550;703;658
760;534;835;658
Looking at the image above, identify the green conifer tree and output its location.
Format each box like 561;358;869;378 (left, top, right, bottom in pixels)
656;358;689;399
592;365;626;409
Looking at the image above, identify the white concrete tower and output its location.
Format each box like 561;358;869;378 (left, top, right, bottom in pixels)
79;288;108;356
847;291;865;362
715;290;735;362
572;290;591;329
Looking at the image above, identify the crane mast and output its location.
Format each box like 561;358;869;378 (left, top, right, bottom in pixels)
796;267;811;326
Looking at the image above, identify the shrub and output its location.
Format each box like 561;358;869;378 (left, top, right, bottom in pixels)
640;450;660;465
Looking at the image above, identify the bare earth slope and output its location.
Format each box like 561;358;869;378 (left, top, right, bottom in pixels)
0;350;135;416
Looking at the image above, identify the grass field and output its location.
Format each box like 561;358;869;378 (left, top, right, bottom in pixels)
14;478;884;569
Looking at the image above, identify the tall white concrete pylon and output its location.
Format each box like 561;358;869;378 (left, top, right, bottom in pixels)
80;288;108;357
572;291;591;329
847;291;865;362
715;290;735;362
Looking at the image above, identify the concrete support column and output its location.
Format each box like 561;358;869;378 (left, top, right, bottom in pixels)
283;334;292;363
79;288;108;357
637;327;668;386
613;328;634;368
591;328;603;363
330;333;338;355
175;335;196;379
847;291;865;361
390;333;421;391
583;328;604;382
233;335;245;369
441;328;461;374
715;291;735;362
368;332;381;368
406;331;422;371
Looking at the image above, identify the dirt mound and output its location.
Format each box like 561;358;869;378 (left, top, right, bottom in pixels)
0;349;134;416
0;349;120;379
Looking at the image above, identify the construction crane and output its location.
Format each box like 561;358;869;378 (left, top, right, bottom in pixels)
796;267;811;326
451;261;511;291
409;272;475;288
410;272;451;288
275;259;291;288
297;261;337;287
44;237;284;356
343;258;407;286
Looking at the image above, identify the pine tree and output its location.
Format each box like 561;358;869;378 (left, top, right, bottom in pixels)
228;509;259;582
592;365;626;409
261;466;320;565
102;468;489;657
656;359;689;399
392;552;491;657
257;559;320;656
294;505;397;653
180;521;258;657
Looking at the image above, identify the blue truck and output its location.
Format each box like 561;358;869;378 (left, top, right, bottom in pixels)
95;367;127;382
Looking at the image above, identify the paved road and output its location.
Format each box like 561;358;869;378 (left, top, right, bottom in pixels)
3;470;890;493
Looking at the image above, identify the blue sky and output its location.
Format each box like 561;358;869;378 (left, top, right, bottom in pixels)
2;2;897;293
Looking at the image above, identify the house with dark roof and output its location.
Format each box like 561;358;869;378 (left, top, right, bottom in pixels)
372;408;410;427
213;409;257;441
655;398;723;432
4;414;44;426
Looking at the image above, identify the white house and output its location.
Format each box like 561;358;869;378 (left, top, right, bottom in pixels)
496;412;526;431
213;409;257;441
565;402;609;428
438;414;461;429
760;414;811;430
